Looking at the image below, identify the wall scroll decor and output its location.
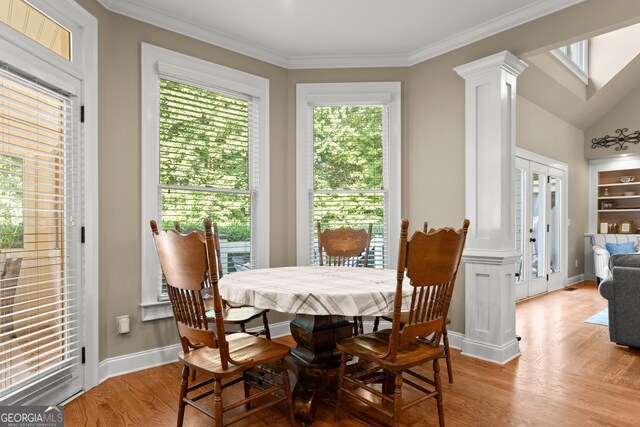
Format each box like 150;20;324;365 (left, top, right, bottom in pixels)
591;128;640;151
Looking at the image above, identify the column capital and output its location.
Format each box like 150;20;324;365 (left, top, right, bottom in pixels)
462;249;521;265
454;50;528;80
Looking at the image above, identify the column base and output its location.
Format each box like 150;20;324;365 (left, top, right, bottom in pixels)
461;336;520;365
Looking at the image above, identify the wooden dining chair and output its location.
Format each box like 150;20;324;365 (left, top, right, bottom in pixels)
150;219;294;427
335;218;469;427
1;257;23;341
174;222;271;339
372;221;455;383
317;222;373;335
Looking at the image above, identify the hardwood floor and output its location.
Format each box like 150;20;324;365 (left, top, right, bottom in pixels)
65;281;640;426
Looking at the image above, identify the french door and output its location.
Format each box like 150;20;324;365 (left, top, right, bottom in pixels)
515;157;564;300
0;66;84;404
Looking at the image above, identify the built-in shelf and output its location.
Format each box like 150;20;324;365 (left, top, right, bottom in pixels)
597;167;640;233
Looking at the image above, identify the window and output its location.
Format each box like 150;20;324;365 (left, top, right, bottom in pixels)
296;83;401;268
0;154;24;249
0;0;71;61
552;40;588;84
141;44;269;320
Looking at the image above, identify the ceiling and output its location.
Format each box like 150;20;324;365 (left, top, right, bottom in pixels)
97;0;583;69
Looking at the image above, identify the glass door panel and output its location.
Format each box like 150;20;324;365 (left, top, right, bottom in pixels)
515;167;525;284
547;167;564;291
549;176;560;274
531;172;544;280
515;158;565;300
529;163;548;296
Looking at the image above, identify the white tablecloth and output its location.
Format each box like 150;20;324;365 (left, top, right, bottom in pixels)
218;266;412;317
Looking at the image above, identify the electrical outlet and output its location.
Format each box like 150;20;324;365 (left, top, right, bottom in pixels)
117;315;130;334
575;259;578;268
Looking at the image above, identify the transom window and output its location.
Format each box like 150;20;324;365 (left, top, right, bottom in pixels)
0;0;71;61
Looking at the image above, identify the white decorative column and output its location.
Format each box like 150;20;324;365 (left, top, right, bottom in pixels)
454;51;527;364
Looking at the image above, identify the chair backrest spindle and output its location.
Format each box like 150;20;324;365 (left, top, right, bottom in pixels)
150;219;237;369
388;218;469;362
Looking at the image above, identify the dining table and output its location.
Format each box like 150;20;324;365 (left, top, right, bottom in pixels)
218;265;412;424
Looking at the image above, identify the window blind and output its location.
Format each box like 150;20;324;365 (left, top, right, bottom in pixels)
0;67;81;404
309;105;389;268
157;77;258;294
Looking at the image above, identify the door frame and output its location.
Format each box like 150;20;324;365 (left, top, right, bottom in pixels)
515;148;568;298
0;0;99;395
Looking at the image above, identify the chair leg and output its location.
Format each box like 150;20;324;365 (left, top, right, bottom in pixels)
433;358;445;427
353;316;363;336
280;358;295;426
243;371;251;410
334;352;349;421
372;316;380;332
392;371;404;427
262;312;271;340
213;378;223;427
443;326;453;383
177;366;189;427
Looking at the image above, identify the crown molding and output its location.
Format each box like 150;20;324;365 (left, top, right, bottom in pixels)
287;54;409;70
407;0;584;66
95;0;290;68
97;0;584;69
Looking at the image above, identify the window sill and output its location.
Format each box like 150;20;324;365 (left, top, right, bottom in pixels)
140;301;172;321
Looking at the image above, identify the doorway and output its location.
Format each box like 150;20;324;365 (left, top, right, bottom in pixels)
0;0;98;404
515;154;566;300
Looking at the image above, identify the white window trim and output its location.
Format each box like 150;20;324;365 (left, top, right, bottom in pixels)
551;42;588;85
0;0;99;392
295;82;401;268
140;43;269;320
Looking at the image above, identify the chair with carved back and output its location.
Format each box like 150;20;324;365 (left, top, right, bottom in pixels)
317;222;373;335
373;221;455;383
150;219;294;427
335;218;469;427
1;257;23;341
174;222;271;339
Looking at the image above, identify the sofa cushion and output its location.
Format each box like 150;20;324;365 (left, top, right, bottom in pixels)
609;253;640;269
592;234;640;248
605;241;637;255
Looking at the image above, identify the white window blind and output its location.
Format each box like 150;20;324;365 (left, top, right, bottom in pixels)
156;77;258;296
0;67;81;404
309;105;389;268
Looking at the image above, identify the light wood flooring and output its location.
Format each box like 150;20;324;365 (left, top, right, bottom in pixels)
64;281;640;426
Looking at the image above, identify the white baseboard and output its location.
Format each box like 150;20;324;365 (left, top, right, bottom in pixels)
446;330;464;350
461;336;521;365
98;343;181;383
98;320;292;383
96;319;470;386
567;274;586;285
